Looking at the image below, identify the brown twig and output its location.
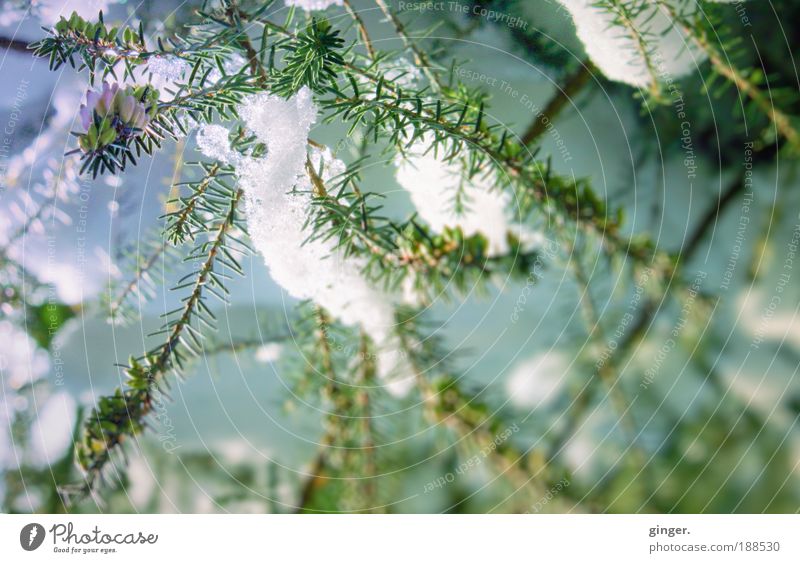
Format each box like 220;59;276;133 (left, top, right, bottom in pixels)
521;62;595;146
294;308;341;513
296;431;335;512
356;332;379;510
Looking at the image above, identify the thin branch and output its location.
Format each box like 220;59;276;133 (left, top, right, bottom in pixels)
563;250;652;485
343;0;376;60
296;431;335;512
66;186;246;499
108;241;167;318
227;1;269;86
356;332;379;510
603;0;663;100
152;188;244;375
550;170;747;458
373;0;441;92
165;163;222;241
396;328;549;508
294;307;341;513
683;174;745;262
0;36;31;54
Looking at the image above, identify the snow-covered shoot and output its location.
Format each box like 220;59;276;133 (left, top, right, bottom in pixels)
395;134;529;257
557;0;702;87
198;89;413;395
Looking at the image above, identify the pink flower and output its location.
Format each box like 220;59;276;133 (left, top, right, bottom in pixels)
79;82;119;130
79;82;151;132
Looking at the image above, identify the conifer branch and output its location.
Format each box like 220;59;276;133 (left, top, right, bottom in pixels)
655;0;800;149
65;183;246;501
9;0;788;514
600;0;664;100
565;249;654;493
373;0;442;92
356;332;379;510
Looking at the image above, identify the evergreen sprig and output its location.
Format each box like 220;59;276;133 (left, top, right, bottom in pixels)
65;164;249;498
31;11;259;178
271;18;346;97
596;0;665;101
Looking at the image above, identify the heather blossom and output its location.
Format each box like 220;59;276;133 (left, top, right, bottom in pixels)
77;82;157;152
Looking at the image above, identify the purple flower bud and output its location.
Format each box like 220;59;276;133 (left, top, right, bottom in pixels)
79;106;92;130
80;90;101;129
118;95;136;123
80;82;117;130
94;82;118;117
131;105;149;130
78;81;153;146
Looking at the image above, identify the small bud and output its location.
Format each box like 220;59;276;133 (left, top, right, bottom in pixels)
117;95;136;123
100;123;117;146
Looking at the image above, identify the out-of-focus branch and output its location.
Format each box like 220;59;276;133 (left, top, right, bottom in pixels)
343;0;375;60
0;36;30;54
521;62;595;146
